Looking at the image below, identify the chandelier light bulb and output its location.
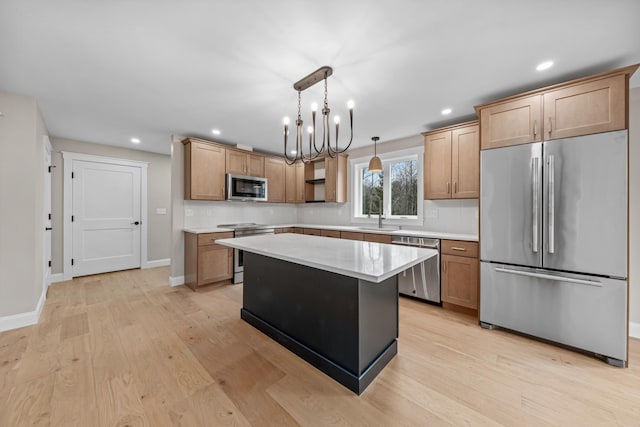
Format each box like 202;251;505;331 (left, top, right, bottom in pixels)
311;102;318;112
307;126;313;134
347;100;355;109
283;117;290;125
334;115;341;125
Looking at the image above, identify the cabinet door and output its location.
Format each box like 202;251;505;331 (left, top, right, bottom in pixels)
226;150;247;175
285;163;297;203
543;74;626;140
189;142;226;200
451;124;479;199
424;131;452;199
364;233;392;244
441;254;478;309
198;245;233;285
248;154;265;177
295;162;306;203
265;157;286;203
303;228;322;236
325;156;337;202
480;95;542;150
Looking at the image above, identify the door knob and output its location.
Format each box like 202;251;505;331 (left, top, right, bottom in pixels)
131;221;140;225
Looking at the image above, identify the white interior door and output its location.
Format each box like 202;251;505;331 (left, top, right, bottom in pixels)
72;159;142;276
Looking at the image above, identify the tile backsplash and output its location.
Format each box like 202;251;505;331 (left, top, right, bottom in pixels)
184;198;477;235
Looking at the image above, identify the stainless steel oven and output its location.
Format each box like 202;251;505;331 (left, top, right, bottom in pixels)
218;223;275;283
391;236;441;304
226;174;268;201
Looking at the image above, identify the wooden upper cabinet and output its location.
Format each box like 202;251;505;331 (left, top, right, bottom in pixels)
477;65;638;149
183;139;226;201
543;74;626;140
451;124;479;199
285;162;306;204
226;150;265;177
325;155;348;203
479;95;542;150
424;131;452;199
265;156;286;203
248;154;265;177
423;122;478;200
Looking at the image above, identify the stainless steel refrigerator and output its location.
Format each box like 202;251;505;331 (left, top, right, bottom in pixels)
480;130;628;367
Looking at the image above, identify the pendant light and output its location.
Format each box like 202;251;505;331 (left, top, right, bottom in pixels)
368;136;382;172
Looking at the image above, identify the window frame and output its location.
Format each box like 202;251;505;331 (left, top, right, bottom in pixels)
350;146;424;226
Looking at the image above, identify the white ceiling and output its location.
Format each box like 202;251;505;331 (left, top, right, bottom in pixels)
1;1;639;155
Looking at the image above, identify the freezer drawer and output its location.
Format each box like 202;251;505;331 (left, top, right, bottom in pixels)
480;262;627;363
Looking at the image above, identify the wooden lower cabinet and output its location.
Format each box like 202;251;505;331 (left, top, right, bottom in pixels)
275;227;293;233
321;229;341;238
441;240;479;314
340;231;364;241
303;228;322;236
184;232;233;290
364;233;392;244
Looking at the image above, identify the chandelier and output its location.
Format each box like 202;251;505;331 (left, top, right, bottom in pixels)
283;66;354;165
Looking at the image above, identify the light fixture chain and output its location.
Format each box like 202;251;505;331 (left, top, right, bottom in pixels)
297;91;302;121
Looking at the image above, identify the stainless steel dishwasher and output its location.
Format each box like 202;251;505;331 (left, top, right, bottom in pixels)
391;236;441;304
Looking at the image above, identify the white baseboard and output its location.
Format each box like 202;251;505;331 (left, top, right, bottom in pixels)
630;322;640;339
142;258;171;269
169;275;185;287
0;287;47;333
49;273;64;285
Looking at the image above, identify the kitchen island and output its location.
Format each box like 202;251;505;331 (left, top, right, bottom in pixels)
216;233;437;394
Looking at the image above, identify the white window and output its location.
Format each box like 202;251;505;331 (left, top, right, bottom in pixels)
351;147;423;224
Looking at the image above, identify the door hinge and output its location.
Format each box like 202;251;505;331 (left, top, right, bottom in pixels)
71;172;75;179
71;215;74;222
48;213;51;220
48;260;51;268
71;259;74;266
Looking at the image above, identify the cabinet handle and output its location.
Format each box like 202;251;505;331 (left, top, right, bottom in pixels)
548;117;552;136
453;182;457;194
533;120;537;138
447;182;451;194
443;261;446;273
451;247;467;251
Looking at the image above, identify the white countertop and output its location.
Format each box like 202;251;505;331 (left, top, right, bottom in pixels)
216;233;438;283
184;224;477;242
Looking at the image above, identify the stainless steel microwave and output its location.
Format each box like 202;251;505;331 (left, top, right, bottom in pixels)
226;174;268;201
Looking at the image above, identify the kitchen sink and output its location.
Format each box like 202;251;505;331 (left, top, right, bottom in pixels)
356;226;400;232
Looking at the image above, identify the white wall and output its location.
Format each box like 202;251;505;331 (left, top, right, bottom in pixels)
629;87;639;325
0;90;47;319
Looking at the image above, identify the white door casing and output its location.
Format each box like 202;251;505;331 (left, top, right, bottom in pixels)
43;136;52;292
62;152;148;280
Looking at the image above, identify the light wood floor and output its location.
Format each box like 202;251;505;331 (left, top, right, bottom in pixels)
1;267;639;426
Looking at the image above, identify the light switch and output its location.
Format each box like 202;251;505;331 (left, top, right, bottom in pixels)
156;208;167;215
426;209;438;219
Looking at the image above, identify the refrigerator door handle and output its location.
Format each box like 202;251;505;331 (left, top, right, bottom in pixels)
548;155;555;254
495;267;602;287
532;157;539;253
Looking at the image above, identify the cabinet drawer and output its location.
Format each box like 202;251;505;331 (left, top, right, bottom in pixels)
364;233;392;244
341;231;364;241
321;229;341;238
303;228;323;236
198;232;234;246
275;227;293;234
441;240;478;257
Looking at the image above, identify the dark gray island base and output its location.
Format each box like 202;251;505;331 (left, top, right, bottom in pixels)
241;252;399;394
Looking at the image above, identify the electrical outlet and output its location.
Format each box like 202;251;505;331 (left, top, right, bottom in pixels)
185;208;194;217
206;208;214;216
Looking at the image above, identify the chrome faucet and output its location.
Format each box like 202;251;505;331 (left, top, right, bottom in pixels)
368;193;384;228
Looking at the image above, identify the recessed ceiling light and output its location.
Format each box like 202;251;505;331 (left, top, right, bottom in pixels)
536;61;554;71
441;108;452;115
130;137;140;144
211;129;221;135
